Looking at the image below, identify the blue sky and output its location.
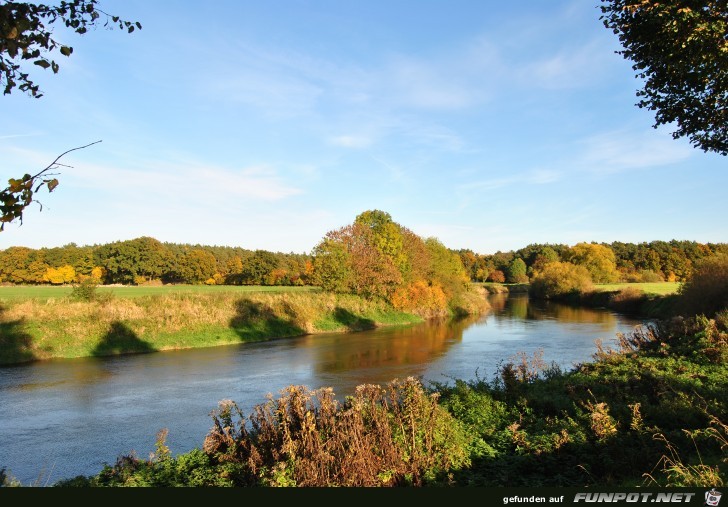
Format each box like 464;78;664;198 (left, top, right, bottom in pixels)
2;0;726;255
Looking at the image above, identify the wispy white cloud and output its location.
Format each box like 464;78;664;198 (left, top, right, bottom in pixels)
518;40;613;90
329;135;373;149
527;169;562;184
378;37;502;112
393;121;467;152
0;133;43;141
368;154;406;182
66;159;302;201
577;129;693;174
458;168;563;192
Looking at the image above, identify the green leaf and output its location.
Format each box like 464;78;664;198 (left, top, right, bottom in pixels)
34;60;51;69
60;46;73;57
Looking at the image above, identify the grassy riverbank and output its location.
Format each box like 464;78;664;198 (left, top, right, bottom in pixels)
484;282;681;319
0;287;489;365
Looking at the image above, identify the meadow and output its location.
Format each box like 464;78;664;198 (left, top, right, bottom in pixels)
0;284;319;302
484;281;681;296
593;282;681;295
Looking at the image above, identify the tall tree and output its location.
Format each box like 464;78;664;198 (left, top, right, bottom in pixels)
96;237;171;284
506;257;528;284
179;249;217;284
600;0;727;155
565;242;620;284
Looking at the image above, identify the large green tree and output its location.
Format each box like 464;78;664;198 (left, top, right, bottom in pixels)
564;242;620;284
96;236;172;284
506;257;528;283
1;1;139;229
600;0;727;155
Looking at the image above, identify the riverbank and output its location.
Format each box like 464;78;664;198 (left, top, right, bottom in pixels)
484;282;679;320
0;288;489;365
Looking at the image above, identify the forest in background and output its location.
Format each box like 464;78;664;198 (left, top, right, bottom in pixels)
1;223;726;288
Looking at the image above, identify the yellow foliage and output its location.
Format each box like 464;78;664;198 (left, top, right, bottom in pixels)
44;265;76;285
91;266;106;282
391;280;448;316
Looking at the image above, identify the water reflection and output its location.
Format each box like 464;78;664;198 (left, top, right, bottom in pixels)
490;294;618;330
305;316;477;374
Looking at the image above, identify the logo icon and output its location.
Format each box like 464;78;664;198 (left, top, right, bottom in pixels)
706;489;722;507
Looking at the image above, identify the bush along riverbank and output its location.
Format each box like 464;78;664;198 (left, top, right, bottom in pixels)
527;254;728;321
0;285;489;366
551;288;679;320
45;310;726;487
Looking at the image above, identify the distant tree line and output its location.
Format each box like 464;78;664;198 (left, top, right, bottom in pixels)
458;240;728;285
2;232;726;291
0;236;313;286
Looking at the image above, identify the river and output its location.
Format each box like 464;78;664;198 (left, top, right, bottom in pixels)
0;294;643;485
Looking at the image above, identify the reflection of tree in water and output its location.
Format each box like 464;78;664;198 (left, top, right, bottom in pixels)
529;301;617;329
507;296;528;320
487;293;508;314
496;295;617;329
311;316;479;375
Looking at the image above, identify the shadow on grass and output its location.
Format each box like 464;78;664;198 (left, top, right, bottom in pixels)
0;305;36;365
332;307;376;331
229;298;305;341
92;321;156;357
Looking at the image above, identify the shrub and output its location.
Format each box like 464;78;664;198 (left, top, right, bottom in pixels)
609;287;646;314
449;285;490;317
640;270;664;283
529;262;593;299
391;280;448;317
0;468;21;487
202;378;469;486
70;278;100;302
678;254;728;317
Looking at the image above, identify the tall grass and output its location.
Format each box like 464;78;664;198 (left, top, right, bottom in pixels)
0;291;423;364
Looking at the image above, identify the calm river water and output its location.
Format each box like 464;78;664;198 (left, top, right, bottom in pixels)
0;294;643;484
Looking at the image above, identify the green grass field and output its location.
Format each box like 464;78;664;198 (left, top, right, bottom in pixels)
0;284;320;302
593;282;681;295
